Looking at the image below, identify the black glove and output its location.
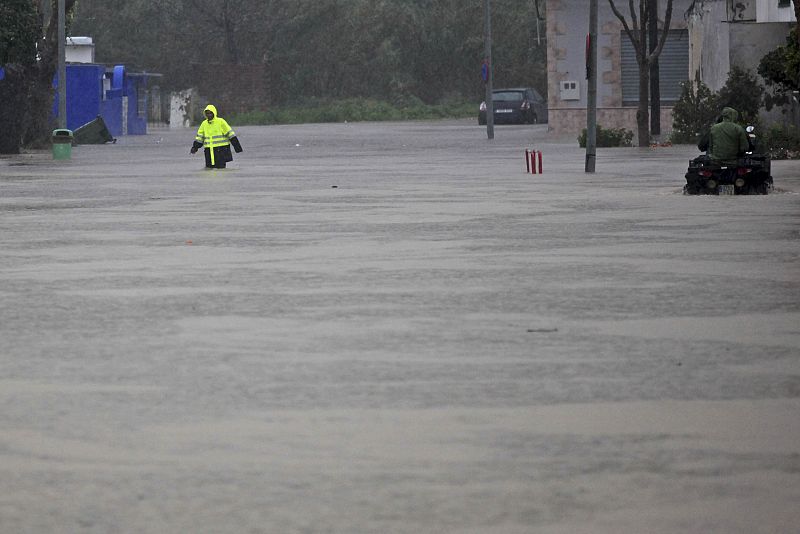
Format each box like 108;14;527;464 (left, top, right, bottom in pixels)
230;136;243;153
190;141;202;154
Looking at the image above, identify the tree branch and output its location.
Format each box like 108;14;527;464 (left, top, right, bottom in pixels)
648;0;674;64
609;0;644;61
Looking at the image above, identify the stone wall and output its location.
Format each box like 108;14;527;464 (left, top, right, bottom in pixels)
546;0;692;138
548;107;676;139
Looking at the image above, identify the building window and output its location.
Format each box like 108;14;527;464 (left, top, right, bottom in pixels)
778;0;790;8
621;29;689;106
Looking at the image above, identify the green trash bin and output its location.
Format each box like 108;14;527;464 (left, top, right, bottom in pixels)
52;129;74;160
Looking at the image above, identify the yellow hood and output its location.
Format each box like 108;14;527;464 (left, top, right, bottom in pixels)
204;104;217;121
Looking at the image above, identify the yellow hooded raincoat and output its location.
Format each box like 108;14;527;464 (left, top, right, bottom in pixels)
194;104;238;167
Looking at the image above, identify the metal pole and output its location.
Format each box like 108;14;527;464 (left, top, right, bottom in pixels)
648;0;661;136
585;0;598;172
484;0;494;140
58;0;66;129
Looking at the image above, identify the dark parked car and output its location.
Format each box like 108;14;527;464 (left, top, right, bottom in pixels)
478;87;547;125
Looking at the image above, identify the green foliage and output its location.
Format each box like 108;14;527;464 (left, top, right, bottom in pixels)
671;67;772;146
70;0;548;106
0;0;39;65
716;66;764;125
229;97;475;125
762;123;800;160
1;0;80;153
669;77;719;144
758;28;800;110
669;62;800;160
577;125;634;148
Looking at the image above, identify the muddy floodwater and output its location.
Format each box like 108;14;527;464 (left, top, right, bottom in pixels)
1;120;799;533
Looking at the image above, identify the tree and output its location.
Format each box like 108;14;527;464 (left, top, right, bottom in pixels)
758;28;800;111
717;66;764;124
795;1;800;47
0;0;40;153
0;0;78;154
68;0;547;108
608;0;674;147
670;74;719;144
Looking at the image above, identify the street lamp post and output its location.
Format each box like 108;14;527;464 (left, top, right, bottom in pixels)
649;0;661;136
585;0;598;172
58;0;66;129
484;0;494;140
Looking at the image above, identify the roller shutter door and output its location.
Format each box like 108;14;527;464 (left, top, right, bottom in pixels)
621;29;689;105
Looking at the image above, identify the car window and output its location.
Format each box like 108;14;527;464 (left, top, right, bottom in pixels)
493;91;524;101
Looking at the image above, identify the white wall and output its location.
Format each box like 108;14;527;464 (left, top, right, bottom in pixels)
688;1;732;92
757;0;797;23
65;37;95;64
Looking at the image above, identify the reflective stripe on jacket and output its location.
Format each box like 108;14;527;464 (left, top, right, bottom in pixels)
195;104;236;149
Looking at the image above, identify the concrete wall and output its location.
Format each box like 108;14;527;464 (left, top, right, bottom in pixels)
125;76;148;135
100;96;123;137
687;1;794;125
548;106;676;141
757;0;798;22
731;21;796;125
54;64;104;131
546;0;693;137
689;1;793;91
688;0;731;92
52;64;155;136
730;21;795;68
547;0;797;137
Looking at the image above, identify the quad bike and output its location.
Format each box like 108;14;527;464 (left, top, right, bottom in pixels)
684;126;773;195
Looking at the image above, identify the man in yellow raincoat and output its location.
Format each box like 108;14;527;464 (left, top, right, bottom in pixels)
190;104;243;169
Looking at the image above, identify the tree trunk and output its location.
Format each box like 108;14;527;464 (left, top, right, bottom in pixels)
222;0;241;64
637;61;650;147
23;60;58;148
0;67;30;154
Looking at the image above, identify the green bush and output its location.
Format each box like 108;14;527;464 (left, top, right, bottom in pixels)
763;123;800;160
671;68;773;148
577;124;634;147
230;97;475;125
670;77;719;145
717;66;764;125
758;28;800;111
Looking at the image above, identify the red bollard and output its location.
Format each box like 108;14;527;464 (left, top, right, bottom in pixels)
525;149;543;174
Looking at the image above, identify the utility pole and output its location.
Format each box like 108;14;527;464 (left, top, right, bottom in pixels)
585;0;598;172
484;0;494;140
58;0;66;129
648;0;661;136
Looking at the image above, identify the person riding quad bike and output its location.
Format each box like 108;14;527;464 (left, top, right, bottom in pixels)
697;107;750;162
685;107;772;195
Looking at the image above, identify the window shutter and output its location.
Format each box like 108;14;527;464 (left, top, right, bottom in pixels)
621;29;689;105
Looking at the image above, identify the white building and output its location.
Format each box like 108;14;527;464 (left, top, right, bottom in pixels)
546;0;797;136
65;36;95;64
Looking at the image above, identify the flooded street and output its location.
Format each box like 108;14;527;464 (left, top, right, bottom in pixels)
1;120;799;533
